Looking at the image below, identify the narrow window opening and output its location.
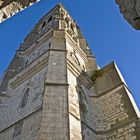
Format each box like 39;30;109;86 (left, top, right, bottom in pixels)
25;60;28;66
20;88;29;108
48;42;51;47
42;21;46;28
48;16;52;23
71;23;74;32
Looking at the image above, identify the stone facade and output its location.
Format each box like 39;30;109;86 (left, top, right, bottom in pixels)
0;0;39;23
116;0;140;29
0;4;140;140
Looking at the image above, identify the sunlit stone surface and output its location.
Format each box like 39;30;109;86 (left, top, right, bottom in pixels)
0;0;39;23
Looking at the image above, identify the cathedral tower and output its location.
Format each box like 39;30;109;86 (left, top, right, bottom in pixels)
0;4;140;140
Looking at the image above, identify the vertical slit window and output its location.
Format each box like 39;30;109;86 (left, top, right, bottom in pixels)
20;88;29;108
48;16;52;23
42;21;46;29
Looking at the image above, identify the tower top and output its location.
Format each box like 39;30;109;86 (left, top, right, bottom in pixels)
18;3;92;55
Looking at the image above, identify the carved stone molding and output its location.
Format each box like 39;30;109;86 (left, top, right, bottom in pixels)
0;0;39;23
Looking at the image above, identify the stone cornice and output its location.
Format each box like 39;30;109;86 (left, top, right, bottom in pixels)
18;29;53;56
90;82;124;98
24;30;53;55
10;52;48;89
45;83;69;86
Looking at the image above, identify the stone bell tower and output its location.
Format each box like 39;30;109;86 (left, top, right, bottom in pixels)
0;4;140;140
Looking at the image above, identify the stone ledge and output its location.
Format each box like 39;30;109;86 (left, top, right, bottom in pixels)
10;54;48;89
45;82;69;86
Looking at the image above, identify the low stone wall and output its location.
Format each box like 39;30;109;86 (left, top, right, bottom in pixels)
92;62;140;139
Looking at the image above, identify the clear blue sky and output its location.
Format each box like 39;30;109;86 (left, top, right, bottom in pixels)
0;0;140;108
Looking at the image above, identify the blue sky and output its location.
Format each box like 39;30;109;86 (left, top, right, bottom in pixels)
0;0;140;108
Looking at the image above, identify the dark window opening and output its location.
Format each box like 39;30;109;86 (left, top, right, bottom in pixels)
25;60;28;65
42;21;46;28
2;13;7;19
20;88;29;108
133;17;140;21
49;42;51;47
48;16;52;23
71;24;74;31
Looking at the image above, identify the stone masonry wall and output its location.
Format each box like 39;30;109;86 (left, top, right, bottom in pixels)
67;70;82;140
0;65;47;139
0;32;49;138
1;4;140;140
37;30;70;140
0;110;42;140
91;62;140;139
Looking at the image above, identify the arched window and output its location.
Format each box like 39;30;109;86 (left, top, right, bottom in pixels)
72;51;80;66
20;88;29;108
